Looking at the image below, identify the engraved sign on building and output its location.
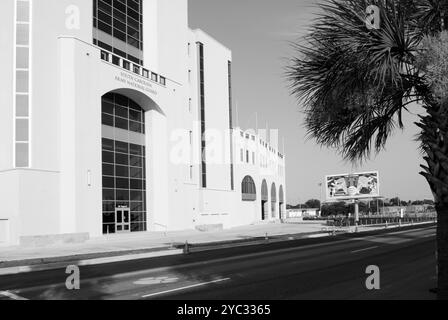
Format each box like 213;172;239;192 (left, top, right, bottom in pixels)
115;72;158;96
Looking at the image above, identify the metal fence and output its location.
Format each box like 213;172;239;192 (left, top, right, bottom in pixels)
325;212;437;227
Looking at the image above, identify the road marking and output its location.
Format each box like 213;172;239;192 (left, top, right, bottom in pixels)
142;278;231;298
0;249;184;276
0;291;28;300
351;246;379;254
134;276;179;285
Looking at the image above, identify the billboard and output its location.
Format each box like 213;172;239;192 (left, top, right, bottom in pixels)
325;171;380;201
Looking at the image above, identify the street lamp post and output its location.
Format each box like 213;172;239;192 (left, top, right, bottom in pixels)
318;183;323;217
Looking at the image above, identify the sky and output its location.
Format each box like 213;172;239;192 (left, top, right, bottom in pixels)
188;0;433;205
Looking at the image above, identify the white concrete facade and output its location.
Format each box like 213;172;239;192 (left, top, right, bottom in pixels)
0;0;286;245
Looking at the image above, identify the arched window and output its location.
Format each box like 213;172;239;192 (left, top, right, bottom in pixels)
242;176;257;201
261;180;268;201
271;183;277;218
271;183;277;203
279;185;284;204
101;92;145;134
279;185;285;219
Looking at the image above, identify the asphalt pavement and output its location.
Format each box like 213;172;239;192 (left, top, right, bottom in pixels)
0;225;437;300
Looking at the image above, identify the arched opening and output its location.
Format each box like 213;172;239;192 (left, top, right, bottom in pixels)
261;180;268;220
271;183;277;219
279;185;285;220
242;176;257;201
101;92;147;234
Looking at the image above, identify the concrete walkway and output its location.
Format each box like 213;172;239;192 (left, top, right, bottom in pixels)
0;221;326;264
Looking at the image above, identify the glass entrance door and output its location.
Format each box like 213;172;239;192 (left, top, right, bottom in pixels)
115;208;131;233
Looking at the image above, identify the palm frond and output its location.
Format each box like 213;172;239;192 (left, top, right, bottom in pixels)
413;0;448;34
287;0;428;162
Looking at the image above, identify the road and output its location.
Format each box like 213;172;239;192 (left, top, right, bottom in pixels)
0;225;437;300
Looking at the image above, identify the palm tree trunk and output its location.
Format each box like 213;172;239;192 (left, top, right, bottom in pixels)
436;207;448;299
419;103;448;299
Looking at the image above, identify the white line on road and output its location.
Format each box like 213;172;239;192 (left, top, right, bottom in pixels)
351;246;379;254
142;278;231;298
0;291;28;300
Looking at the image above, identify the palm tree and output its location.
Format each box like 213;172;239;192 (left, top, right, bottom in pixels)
287;0;448;299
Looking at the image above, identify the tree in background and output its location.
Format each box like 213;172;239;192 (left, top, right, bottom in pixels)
287;0;448;298
304;199;321;209
321;202;348;216
389;197;409;207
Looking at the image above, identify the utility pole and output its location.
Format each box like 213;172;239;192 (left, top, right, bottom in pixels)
282;137;285;155
266;122;269;144
236;101;239;128
255;112;258;133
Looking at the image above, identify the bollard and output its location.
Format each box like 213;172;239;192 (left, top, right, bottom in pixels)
332;226;336;236
385;221;388;229
183;241;190;255
265;233;269;242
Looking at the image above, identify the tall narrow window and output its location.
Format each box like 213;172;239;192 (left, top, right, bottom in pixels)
197;42;207;188
228;61;234;190
15;0;31;168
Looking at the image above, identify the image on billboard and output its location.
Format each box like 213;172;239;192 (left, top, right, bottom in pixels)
325;171;380;200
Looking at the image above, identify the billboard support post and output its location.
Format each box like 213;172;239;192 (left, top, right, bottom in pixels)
354;200;360;227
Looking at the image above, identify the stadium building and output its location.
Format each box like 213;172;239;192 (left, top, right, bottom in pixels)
0;0;286;245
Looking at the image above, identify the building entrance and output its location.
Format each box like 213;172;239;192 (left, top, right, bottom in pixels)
101;92;147;234
115;208;131;233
